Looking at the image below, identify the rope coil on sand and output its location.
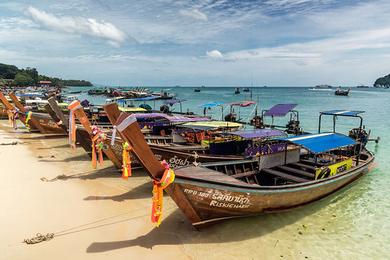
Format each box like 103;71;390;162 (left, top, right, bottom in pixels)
23;233;54;244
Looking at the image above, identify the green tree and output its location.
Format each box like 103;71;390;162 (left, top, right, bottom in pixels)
13;72;34;86
24;67;39;83
0;63;19;79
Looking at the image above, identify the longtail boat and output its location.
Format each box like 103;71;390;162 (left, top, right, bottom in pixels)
104;103;375;228
8;92;65;134
0;92;34;130
103;108;287;168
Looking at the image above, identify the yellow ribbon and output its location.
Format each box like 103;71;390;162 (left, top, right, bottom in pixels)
25;111;32;130
122;142;132;179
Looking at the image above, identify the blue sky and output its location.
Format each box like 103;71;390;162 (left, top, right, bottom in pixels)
1;0;390;86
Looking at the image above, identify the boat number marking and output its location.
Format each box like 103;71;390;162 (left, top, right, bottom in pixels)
184;189;251;209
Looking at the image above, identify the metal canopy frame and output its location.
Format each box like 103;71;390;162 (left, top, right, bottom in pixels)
318;110;365;134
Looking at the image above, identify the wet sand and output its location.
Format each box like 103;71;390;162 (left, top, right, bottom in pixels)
1;120;387;260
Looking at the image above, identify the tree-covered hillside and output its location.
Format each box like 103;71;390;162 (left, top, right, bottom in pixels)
374;74;390;88
0;63;92;87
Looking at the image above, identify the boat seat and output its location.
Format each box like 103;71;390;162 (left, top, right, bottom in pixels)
289;162;316;172
230;171;257;179
276;166;314;179
262;168;307;183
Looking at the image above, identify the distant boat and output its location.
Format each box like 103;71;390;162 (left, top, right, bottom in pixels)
356;85;370;88
309;85;333;91
194;88;201;92
335;87;351;96
234;87;240;94
243;87;250;92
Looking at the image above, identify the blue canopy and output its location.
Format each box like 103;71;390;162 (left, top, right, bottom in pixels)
199;101;224;108
321;110;365;117
281;133;356;154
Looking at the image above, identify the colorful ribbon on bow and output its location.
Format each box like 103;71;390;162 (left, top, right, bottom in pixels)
25;111;32;130
7;110;18;129
122;142;132;179
151;160;175;227
91;125;106;169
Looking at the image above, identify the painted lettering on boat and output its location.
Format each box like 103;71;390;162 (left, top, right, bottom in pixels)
184;188;251;209
168;156;191;168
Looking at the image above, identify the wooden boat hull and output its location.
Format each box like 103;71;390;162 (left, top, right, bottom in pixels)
151;145;243;168
32;112;67;134
169;155;373;227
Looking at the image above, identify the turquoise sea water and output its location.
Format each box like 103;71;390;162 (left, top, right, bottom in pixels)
69;86;389;258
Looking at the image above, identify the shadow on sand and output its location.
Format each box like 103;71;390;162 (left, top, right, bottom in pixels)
85;177;370;253
40;166;122;182
38;153;91;163
84;181;152;201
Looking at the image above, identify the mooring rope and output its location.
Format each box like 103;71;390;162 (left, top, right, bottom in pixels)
22;204;176;245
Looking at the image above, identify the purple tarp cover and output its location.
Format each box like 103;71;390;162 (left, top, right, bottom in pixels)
134;113;210;123
230;129;287;139
264;103;297;117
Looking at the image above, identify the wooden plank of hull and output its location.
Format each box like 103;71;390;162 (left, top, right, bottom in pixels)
32;112;67;134
8;92;46;133
0;92;15;111
72;105;122;169
48;97;69;128
43;104;68;133
150;145;243;168
172;158;372;227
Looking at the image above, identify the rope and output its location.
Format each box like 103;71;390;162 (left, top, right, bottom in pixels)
23;233;54;244
22;206;176;245
40;174;68;182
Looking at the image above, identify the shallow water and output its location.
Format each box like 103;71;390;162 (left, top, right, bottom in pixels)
67;86;389;258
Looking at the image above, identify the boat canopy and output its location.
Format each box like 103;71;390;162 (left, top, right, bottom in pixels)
164;99;187;105
264;103;297;117
181;120;242;129
281;133;356;154
320;110;365;117
199;102;224;108
230;129;286;139
118;96;159;102
229;101;256;107
118;107;146;112
133;113;210;123
17;93;45;98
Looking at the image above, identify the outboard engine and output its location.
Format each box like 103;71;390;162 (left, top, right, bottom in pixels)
224;113;237;122
160;104;170;113
80;99;90;107
349;127;370;146
286;119;302;135
250;115;264;129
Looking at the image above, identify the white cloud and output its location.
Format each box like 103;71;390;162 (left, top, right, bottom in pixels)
212;26;390;64
179;9;208;21
206;50;223;59
26;6;127;45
